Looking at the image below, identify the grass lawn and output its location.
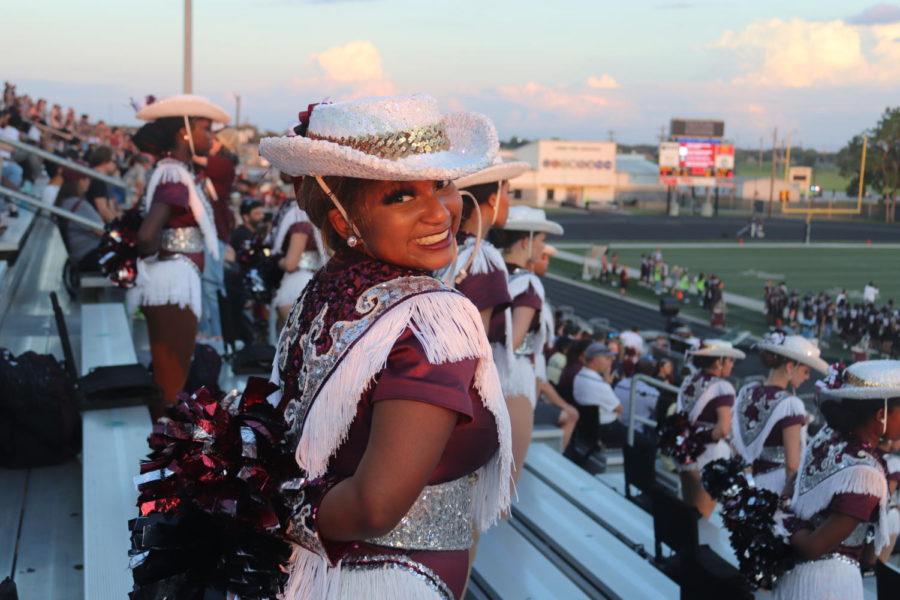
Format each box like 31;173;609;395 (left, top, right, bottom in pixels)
735;161;851;191
556;246;900;304
548;257;764;335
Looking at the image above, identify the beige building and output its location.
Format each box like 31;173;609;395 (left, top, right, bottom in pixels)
508;140;617;207
740;167;814;203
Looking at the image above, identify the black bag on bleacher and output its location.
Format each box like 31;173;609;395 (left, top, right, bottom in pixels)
0;348;80;468
183;343;223;396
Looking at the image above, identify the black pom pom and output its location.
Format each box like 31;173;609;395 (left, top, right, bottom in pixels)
657;411;710;465
98;208;143;289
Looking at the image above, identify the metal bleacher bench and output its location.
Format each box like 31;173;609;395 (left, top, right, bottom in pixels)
80;302;151;600
0;208;36;256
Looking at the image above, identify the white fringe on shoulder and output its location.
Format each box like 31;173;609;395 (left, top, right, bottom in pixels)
773;556;863;600
791;461;891;553
126;255;202;319
143;159;219;259
732;385;806;466
296;290;513;531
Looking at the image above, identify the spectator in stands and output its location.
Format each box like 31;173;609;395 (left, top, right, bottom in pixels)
546;335;571;385
85;145;121;223
76;114;91;138
573;342;627;447
48;104;64;130
56;167;104;271
63;107;76;132
122;154;150;206
42;161;63;205
614;358;659;441
556;337;592;405
0;108;24;189
229;198;265;253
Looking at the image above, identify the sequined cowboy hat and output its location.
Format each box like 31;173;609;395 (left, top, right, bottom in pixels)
818;360;900;400
136;94;231;123
454;157;531;189
502;206;564;235
756;332;828;374
258;94;498;181
688;338;746;360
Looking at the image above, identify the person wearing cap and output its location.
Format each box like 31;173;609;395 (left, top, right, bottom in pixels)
270;191;328;330
772;360;900;600
574;342;628;446
488;206;565;481
255;94;511;599
732;332;827;496
230;198;266;253
127;94;230;417
674;339;745;517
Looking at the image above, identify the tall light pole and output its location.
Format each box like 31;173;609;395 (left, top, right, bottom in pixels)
232;93;241;126
183;0;192;93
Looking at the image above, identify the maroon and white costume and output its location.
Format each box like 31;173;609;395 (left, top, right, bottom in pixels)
127;158;219;319
887;452;900;539
271;203;327;307
675;372;735;472
774;427;890;600
269;251;512;599
733;382;806;493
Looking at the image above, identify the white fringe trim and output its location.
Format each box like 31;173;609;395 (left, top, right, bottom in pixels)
126;255;202;319
274;269;315;308
491;344;537;408
791;462;891;553
143;159;218;259
753;467;787;495
887;506;900;537
773;556;863;600
297;290;513;530
732;384;806;465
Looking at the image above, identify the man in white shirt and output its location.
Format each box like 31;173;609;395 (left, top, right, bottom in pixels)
573;342;627;446
863;282;879;305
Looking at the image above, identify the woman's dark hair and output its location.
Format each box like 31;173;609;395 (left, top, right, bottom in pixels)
459;181;500;224
691;354;720;370
759;349;795;370
487;228;530;250
552;335;572;355
565;338;593;367
132;116;186;156
55;175;87;207
296;175;371;251
819;397;900;434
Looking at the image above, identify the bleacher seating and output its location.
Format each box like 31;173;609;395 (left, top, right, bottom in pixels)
0;207;36;257
79;301;151;600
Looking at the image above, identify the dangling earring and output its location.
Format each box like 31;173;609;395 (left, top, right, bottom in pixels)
347;235;359;247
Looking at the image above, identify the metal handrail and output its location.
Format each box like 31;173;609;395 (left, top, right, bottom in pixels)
0;135;127;189
0;185;105;229
626;373;680;446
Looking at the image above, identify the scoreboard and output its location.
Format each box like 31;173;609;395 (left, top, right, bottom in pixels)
659;140;734;182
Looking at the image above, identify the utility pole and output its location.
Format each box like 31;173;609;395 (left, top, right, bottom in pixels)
658;126;667;143
183;0;193;94
767;126;777;217
758;137;763;166
783;132;792;182
234;94;241;126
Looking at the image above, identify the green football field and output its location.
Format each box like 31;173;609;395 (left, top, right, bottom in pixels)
557;245;900;304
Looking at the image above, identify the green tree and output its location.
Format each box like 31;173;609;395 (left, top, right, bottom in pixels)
838;107;900;223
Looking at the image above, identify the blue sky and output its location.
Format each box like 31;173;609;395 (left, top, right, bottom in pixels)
3;0;898;150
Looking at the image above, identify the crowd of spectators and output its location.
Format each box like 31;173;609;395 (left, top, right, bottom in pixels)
543;317;683;461
764;280;900;355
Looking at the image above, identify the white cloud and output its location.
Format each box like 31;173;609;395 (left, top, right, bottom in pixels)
586;74;620;89
497;82;611;118
847;3;900;25
311;40;385;82
714;18;900;88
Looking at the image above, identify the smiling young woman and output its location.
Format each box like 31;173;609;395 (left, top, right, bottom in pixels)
258;94;513;600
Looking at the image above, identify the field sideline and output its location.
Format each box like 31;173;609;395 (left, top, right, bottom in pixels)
554;244;900;303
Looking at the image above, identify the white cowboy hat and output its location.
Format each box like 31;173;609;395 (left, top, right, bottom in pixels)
136;94;231;123
689;338;746;360
258;94;498;181
454;157;531;189
503;206;564;235
818;360;900;400
756;332;828;374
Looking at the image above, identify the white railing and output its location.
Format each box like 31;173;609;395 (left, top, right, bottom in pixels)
0;134;127;189
626;373;680;446
1;184;104;229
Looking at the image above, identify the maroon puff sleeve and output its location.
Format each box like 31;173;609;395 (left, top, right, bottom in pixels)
457;269;512;313
830;492;881;521
282;221;316;254
371;329;476;422
513;283;542;311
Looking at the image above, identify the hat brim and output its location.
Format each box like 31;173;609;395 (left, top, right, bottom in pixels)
821;386;900;400
756;343;829;374
137;95;231;123
692;348;746;359
455;161;531;189
503;220;565;236
259;112;498;181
